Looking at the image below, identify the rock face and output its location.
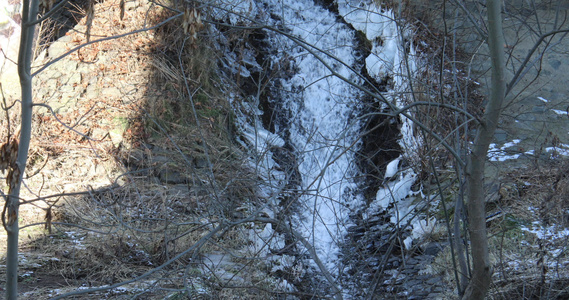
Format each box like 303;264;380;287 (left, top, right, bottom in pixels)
0;1;21;101
342;210;447;299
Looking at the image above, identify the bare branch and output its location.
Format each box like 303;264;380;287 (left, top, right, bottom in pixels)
506;29;569;96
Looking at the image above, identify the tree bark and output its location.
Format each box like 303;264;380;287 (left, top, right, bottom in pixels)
463;0;505;299
6;0;39;298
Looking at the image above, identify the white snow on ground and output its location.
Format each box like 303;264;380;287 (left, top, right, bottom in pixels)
488;139;522;161
522;222;569;240
384;156;401;179
258;0;364;273
338;1;422;249
375;172;416;212
515;222;569;272
229;0;422;286
537;96;549;103
488;139;569;161
339;1;420;153
544;146;569;157
338;0;419;150
43;280;158;298
232;97;288;203
337;1;400;79
551;109;568;115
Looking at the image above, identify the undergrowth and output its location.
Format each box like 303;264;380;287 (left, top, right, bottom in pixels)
0;0;281;298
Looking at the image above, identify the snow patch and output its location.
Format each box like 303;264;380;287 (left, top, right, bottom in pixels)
338;0;422;251
232;0;422;288
258;0;368;273
337;1;400;78
374;172;416;211
488;139;522;161
384;156;400;179
545;146;569;157
551;109;568;115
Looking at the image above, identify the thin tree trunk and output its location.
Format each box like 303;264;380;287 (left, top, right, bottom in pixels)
454;193;469;295
6;0;39;298
463;0;505;299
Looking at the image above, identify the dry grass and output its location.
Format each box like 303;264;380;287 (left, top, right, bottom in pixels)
423;159;569;299
0;0;285;298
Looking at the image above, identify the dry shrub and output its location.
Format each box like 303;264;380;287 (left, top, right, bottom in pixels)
478;160;569;299
144;1;224;133
498;160;569;227
490;278;569;300
15;181;207;289
132;0;262;221
425;160;569;299
6;0;285;298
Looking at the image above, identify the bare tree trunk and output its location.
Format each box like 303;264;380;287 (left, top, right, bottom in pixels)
6;0;39;298
463;0;505;299
454;193;469;295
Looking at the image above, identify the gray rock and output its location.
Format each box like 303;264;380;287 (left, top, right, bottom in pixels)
512;119;535;131
411;288;429;297
427;277;442;285
59;84;75;94
67;72;82;86
416;274;430;281
61;60;78;73
549;59;561;70
532;105;547;113
125;0;140;11
494;129;508;143
48;41;69;58
50;96;75;114
84;84;100;99
44;70;63;80
422;242;444;256
91;128;108;140
405;279;421;287
77;63;97;74
190;186;210;197
123;149;145;168
395;274;407;284
406;257;418;265
101;87;122;98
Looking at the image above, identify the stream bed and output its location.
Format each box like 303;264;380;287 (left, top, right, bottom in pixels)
220;0;443;297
